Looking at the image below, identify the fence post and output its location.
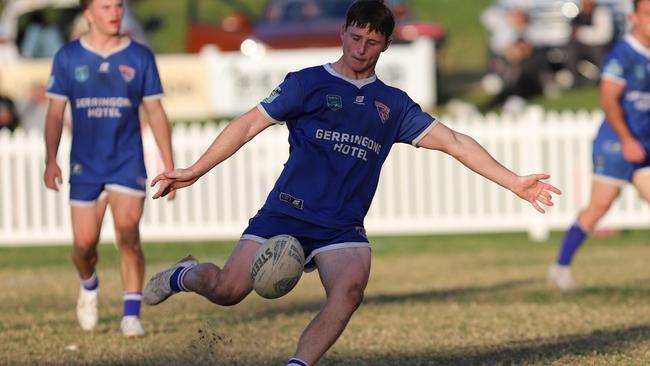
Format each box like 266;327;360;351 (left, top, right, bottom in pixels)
524;106;550;241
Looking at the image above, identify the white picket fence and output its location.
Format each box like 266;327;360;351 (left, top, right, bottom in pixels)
1;107;649;246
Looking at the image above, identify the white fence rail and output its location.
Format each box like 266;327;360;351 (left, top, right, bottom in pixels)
1;107;649;246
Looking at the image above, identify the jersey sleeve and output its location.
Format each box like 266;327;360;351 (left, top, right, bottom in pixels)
142;49;164;100
46;48;71;100
601;45;627;85
395;95;437;146
257;73;304;124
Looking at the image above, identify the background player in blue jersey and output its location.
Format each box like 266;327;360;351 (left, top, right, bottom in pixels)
143;1;560;364
548;0;650;292
43;0;175;337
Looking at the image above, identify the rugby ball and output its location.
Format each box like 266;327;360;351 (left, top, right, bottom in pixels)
250;235;305;299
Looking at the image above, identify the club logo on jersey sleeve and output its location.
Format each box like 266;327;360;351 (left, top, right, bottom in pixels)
634;65;646;81
75;66;89;82
119;65;135;82
326;94;343;111
374;101;390;123
263;86;282;103
603;59;623;78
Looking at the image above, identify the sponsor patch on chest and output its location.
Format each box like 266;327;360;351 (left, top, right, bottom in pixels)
326;94;343;111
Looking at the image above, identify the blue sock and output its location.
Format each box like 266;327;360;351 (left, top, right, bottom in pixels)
170;265;194;292
80;272;98;291
287;358;309;366
557;223;587;265
123;292;142;317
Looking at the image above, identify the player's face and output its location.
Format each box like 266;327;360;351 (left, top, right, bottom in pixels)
84;0;124;37
631;0;650;43
339;24;391;77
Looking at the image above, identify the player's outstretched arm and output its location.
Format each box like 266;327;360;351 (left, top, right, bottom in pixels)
417;122;561;213
151;107;273;199
43;98;67;192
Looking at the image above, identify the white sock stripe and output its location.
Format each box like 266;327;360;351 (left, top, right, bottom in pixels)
80;272;97;281
177;265;195;292
287;358;309;366
79;272;98;287
123;293;143;301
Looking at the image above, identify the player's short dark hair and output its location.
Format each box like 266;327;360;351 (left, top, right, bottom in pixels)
634;0;649;10
345;0;395;40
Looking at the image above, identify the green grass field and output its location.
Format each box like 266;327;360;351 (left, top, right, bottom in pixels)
2;231;650;365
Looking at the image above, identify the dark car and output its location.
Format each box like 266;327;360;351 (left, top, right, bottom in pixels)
185;0;446;53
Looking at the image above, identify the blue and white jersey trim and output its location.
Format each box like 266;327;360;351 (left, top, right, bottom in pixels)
45;92;68;101
257;104;284;124
412;119;438;146
323;63;377;89
143;93;164;100
105;184;146;197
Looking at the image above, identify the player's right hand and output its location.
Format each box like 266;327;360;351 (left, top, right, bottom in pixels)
43;161;62;192
621;137;646;163
151;168;199;199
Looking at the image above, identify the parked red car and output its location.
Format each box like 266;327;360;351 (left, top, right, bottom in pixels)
186;0;446;53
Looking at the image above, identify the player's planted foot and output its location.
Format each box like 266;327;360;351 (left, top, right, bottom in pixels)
547;263;578;291
120;315;145;337
143;255;198;305
76;286;98;331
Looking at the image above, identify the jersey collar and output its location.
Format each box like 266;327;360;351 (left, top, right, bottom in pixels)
624;34;650;59
80;36;132;59
323;63;377;89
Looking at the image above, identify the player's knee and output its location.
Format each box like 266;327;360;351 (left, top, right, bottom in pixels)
72;243;98;262
347;284;365;309
114;220;139;238
332;283;365;310
73;238;98;253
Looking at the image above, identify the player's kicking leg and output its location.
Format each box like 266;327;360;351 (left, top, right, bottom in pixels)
107;189;147;337
70;194;108;331
144;239;259;306
287;247;371;366
549;179;621;291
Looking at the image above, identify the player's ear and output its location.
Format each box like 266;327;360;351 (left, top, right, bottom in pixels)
83;8;93;25
340;25;347;41
382;37;392;52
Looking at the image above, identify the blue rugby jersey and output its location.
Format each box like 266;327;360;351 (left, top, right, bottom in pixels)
46;38;163;185
257;64;436;228
597;35;650;148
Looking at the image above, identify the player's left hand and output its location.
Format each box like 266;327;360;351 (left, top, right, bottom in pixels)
165;187;177;201
151;168;199;199
161;166;177;202
511;174;561;214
